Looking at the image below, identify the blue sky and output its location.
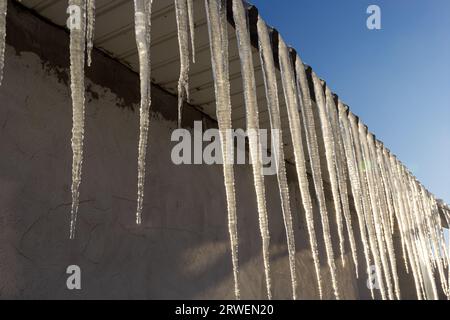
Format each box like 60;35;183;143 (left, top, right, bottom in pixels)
251;0;450;206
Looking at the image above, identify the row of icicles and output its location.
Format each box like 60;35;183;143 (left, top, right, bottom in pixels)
0;0;448;300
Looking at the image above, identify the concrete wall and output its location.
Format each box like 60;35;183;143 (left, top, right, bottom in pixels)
0;2;415;299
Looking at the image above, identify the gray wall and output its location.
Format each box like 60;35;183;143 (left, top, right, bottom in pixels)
0;2;415;299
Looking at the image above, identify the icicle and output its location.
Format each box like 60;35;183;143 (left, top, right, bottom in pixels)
376;142;402;299
393;158;426;299
371;141;392;235
348;113;387;300
69;0;87;239
368;138;395;298
416;188;437;271
338;102;374;298
431;197;449;272
86;0;95;66
257;16;297;300
361;129;394;300
291;53;334;299
187;0;196;63
372;139;400;299
391;156;424;299
0;0;6;86
175;0;191;128
134;0;153;225
409;178;439;299
292;56;324;298
282;53;332;299
443;208;450;298
204;0;240;299
402;170;429;300
400;168;428;300
377;144;396;236
324;87;358;275
430;195;449;266
232;0;272;299
418;189;439;272
311;75;346;266
421;189;448;296
382;148;410;275
443;206;450;248
278;41;326;299
431;198;450;267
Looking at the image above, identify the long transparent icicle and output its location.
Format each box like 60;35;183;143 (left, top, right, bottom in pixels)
399;165;427;299
232;0;272;299
0;0;6;86
429;196;449;289
403;169;429;299
416;186;437;271
360;128;394;300
338;102;374;298
367;136;396;299
324;87;358;274
375;141;401;299
371;139;400;299
376;147;397;243
204;0;240;299
430;197;450;269
292;55;323;298
348;113;387;300
393;158;426;299
377;146;396;236
257;17;297;300
411;181;435;293
369;140;392;238
364;132;394;301
134;0;153;225
291;55;339;299
69;0;87;239
389;155;423;299
175;0;191;127
187;0;195;63
429;196;449;267
311;74;346;266
382;148;410;274
433;200;450;266
86;0;95;66
421;188;448;296
278;42;327;299
409;178;439;299
443;208;450;298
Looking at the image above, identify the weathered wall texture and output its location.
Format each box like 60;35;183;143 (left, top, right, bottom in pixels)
0;2;417;299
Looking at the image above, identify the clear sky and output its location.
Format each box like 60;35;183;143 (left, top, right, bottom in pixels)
251;0;450;205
